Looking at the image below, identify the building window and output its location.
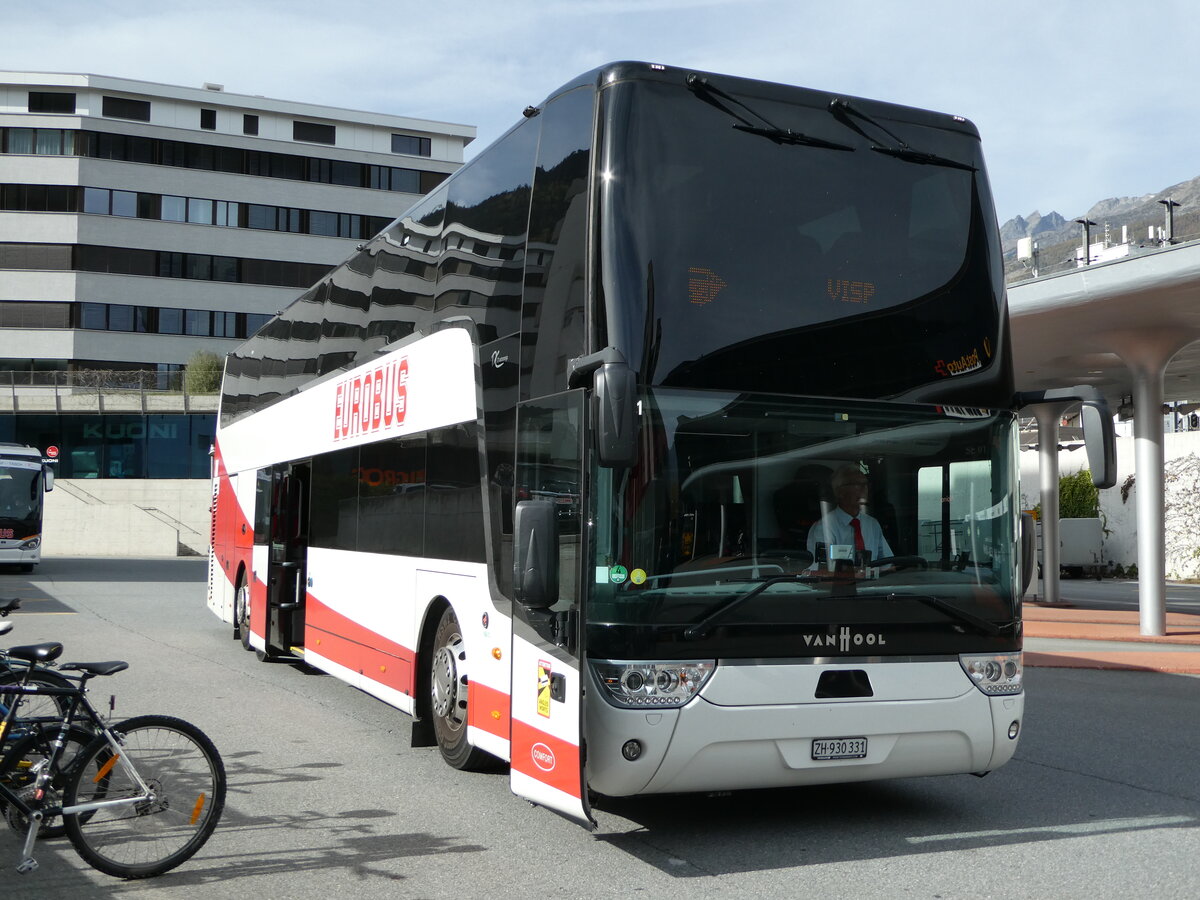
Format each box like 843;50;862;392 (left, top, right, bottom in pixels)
102;96;151;122
391;134;432;157
293;121;335;145
0;301;72;328
159;308;183;334
243;114;259;136
28;92;76;114
200;108;217;130
111;190;137;217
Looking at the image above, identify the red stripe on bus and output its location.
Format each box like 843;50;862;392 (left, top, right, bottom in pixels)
210;438;253;589
305;595;416;695
468;681;511;739
510;719;582;800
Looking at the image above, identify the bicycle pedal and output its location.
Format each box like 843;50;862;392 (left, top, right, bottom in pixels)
16;856;38;874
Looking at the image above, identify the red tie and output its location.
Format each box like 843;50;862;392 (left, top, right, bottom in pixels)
850;517;865;551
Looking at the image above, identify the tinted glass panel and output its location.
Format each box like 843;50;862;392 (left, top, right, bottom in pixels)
357;437;425;555
309;447;358;550
29;92;76;114
102;96;151;122
599;78;1003;403
293;121;335;145
108;304;134;332
425;424;485;562
80;303;106;329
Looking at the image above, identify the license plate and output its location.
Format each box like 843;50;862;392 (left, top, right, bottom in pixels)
811;736;868;761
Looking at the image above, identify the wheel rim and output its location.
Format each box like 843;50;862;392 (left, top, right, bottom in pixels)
431;637;465;728
237;585;249;630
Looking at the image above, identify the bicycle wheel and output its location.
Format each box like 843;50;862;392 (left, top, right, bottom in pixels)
0;668;75;724
0;722;98;838
63;715;226;879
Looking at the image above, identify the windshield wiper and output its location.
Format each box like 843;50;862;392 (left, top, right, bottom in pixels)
827;98;976;172
885;592;1011;637
683;574;825;641
687;74;854;152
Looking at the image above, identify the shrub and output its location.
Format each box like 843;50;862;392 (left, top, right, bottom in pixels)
184;350;223;394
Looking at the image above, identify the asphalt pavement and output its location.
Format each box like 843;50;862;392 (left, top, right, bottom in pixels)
1;558;1198;898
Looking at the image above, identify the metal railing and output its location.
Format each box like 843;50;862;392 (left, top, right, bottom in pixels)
1006;225;1200;286
0;369;219;413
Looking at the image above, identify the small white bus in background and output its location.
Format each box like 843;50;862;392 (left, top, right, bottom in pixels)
0;443;54;572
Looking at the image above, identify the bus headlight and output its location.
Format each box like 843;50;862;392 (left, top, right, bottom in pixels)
959;652;1023;695
18;536;40;551
591;660;715;709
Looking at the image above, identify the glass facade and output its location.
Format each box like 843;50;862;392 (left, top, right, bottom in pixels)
0;414;215;479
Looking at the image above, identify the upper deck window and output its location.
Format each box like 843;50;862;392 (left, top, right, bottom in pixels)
599;77;1003;403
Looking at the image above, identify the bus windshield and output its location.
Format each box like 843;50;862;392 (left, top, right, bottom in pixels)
588;389;1020;659
599;76;1005;404
0;457;43;537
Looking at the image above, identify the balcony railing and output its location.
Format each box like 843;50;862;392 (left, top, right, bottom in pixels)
0;369;218;413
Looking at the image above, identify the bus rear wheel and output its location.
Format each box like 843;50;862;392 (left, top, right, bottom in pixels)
429;606;490;771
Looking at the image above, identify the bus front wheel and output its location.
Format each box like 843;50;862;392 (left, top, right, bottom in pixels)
235;579;252;652
429;606;490;771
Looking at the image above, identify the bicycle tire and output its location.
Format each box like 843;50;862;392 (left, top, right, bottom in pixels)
0;722;98;838
63;714;226;879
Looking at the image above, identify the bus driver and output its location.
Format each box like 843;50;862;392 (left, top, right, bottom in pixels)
806;464;893;565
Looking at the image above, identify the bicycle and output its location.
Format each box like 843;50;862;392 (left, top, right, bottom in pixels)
0;640;226;878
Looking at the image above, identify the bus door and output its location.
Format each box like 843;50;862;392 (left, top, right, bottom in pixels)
509;391;592;827
266;461;310;654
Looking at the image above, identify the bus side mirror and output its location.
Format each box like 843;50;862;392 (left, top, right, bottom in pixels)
1079;401;1116;489
514;500;558;609
1014;385;1117;489
43;466;54;492
594;361;637;469
568;347;637;469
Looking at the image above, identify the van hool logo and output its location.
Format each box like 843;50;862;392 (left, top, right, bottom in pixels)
803;626;887;653
531;742;556;772
333;357;408;442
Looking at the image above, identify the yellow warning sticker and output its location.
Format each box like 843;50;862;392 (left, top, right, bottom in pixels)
537;660;552;718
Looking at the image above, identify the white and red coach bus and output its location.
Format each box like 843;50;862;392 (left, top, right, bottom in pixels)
208;62;1113;826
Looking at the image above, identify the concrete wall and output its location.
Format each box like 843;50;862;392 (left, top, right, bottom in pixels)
43;478;211;558
1020;431;1200;578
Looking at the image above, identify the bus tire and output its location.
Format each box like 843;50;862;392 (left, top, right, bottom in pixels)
235;577;252;652
429;605;490;771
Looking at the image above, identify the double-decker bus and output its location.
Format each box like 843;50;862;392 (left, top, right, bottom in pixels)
0;443;54;572
207;62;1113;826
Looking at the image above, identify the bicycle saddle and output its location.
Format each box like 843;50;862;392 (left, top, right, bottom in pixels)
4;643;64;663
60;661;129;677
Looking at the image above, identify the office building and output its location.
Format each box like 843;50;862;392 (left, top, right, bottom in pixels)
0;70;474;478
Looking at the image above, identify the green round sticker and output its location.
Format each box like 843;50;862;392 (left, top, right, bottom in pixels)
610;565;628;584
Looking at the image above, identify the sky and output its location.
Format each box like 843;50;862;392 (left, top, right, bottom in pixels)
2;0;1197;224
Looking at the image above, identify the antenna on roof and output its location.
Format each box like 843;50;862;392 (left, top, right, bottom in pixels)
1158;198;1180;246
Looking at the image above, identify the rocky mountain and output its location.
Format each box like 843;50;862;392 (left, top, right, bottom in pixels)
1000;174;1200;280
